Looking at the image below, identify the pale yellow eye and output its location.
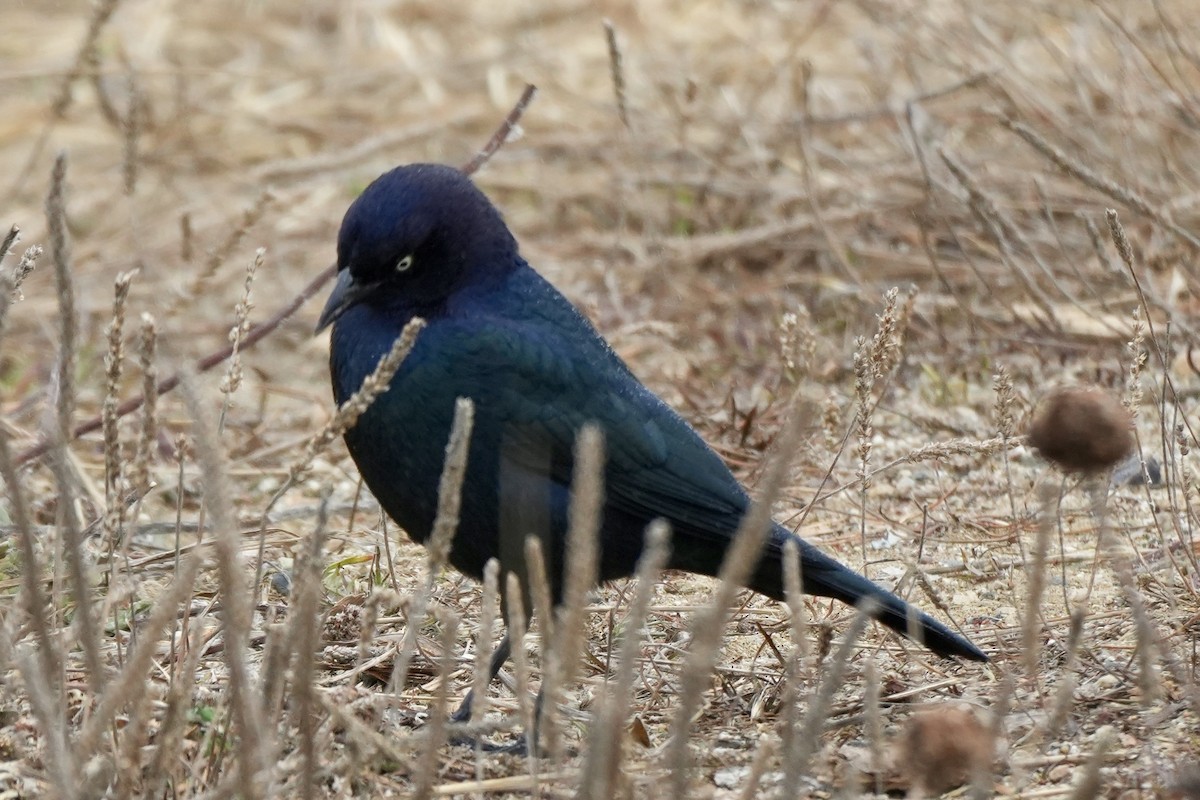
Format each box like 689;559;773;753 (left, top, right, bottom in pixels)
396;254;414;273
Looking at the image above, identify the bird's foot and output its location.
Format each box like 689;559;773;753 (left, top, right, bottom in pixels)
450;734;532;755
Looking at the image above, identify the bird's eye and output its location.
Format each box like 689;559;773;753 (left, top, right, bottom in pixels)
396;254;414;273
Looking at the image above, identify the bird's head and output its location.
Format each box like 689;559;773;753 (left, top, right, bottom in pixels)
316;163;519;332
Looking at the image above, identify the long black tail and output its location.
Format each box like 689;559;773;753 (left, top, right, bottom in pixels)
747;524;987;661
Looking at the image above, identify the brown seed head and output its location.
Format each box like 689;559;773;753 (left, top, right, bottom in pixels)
901;705;994;796
1028;386;1133;473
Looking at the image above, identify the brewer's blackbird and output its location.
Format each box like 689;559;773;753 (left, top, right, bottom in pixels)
317;163;987;704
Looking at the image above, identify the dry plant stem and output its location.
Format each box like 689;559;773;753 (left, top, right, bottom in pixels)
0;224;18;263
1045;608;1085;742
45;152;106;699
1;423;67;786
7;0;121;200
545;425;605;764
14;262;339;467
426;398;475;568
1094;491;1160;706
505;575;536;758
937;146;1058;327
103;270;136;564
461;84;538;176
782;604;873;794
665;408;807;798
260;622;292;753
390;396;473;693
1024;481;1056;677
130;314;158;495
167;191;273;320
5;241;44;306
252;111;478;183
0;604;17;680
778;537;809;771
781;538;810;669
972;677;1013;800
290;493;333;800
0;399;59;692
737;737;778;800
178;369;270;796
1067;728;1114;800
853;335;873;575
469;558;501;773
218;247;262;434
121;69;141;196
377;483;402;595
865;657;883;796
16;649;77;799
254;81;533;181
145;592;208;796
76;553;204;760
316;694;418;774
578;521;670;800
415;612;460;800
993;366;1027;582
603;20;629;128
1004;118;1200;252
1108;210;1197;447
524;535;556;662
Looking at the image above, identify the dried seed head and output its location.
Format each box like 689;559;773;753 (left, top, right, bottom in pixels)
901;705;994;796
1028;386;1133;473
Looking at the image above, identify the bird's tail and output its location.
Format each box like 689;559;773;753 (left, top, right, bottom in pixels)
746;524;987;662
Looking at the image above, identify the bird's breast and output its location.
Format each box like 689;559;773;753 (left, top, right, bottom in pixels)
330;309;465;544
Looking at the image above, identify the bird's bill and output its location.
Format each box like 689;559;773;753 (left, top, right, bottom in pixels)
315;268;374;334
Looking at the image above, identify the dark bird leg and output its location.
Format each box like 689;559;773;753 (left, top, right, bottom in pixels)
448;631;548;755
450;630;513;724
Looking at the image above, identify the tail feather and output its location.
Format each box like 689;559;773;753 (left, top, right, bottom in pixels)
748;525;987;662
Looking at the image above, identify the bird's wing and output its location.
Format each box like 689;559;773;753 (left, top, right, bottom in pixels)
438;313;750;537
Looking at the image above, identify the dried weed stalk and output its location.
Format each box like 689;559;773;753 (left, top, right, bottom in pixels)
218;247;263;427
578;520;670;800
390;397;474;694
102;269;136;541
178;369;270;795
1023;481;1055;676
46;152;106;697
543;425;604;763
782;603;873;793
167;191;273;319
130;313;158;495
665;409;806;797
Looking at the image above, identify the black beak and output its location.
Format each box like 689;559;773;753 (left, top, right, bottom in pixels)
315;269;375;334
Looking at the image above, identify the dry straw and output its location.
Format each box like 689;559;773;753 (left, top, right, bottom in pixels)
390;396;474;695
218;247;263;429
167;191;273;319
542;425;604;764
177;368;270;795
665;406;807;797
578;520;670;800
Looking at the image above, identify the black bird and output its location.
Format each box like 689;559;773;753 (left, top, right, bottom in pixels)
317;164;987;714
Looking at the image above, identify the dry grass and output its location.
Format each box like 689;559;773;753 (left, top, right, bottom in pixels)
2;0;1200;797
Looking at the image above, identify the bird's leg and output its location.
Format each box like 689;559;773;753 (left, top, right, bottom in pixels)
445;630;551;756
450;631;513;723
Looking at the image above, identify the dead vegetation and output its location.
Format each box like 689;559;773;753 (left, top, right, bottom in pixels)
2;0;1199;797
